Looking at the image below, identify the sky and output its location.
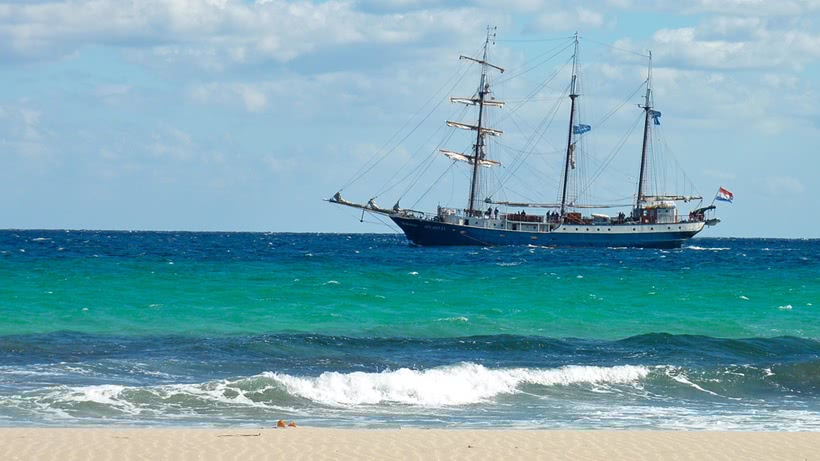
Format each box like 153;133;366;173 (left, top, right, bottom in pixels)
0;0;818;238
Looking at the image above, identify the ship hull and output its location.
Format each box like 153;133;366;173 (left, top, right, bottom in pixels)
391;216;704;248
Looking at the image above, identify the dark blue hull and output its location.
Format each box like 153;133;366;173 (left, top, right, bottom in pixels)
391;216;702;248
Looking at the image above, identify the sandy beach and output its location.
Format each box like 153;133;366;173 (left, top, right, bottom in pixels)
0;428;817;461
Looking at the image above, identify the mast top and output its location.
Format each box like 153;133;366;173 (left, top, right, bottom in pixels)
487;25;497;45
643;50;653;110
570;32;580;98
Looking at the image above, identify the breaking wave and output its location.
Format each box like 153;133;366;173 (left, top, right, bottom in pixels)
267;363;650;406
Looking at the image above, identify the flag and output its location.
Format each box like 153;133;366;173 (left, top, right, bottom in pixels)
650;110;662;125
715;187;733;203
573;124;591;135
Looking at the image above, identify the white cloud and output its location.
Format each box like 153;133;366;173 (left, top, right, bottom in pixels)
0;0;489;69
527;7;607;32
682;0;819;16
766;176;806;195
94;84;132;99
614;17;820;71
0;104;55;164
150;126;195;161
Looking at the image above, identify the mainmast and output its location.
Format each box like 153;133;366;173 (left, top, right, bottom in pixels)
560;33;580;219
636;51;653;214
445;26;505;217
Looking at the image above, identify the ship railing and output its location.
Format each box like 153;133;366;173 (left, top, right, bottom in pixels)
396;209;440;221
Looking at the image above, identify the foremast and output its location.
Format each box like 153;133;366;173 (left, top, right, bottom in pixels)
560;33;580;220
446;26;505;217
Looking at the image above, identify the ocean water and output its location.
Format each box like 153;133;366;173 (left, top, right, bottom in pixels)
0;230;818;430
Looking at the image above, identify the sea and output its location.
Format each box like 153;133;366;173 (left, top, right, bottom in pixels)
0;230;818;430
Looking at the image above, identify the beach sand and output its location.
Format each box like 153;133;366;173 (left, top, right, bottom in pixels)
1;428;818;460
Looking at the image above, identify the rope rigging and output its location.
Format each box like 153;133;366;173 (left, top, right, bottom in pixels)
334;33;702;219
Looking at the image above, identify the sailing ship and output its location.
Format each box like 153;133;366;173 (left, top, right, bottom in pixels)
329;29;720;248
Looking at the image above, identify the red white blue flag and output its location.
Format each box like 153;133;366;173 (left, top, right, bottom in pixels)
716;187;734;203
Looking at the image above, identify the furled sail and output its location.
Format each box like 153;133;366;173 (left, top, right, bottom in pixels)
446;121;503;136
440;149;501;167
450;97;505;108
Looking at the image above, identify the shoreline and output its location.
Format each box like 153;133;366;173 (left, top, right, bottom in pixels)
1;427;818;461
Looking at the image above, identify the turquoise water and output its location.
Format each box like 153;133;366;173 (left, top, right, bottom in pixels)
0;231;818;429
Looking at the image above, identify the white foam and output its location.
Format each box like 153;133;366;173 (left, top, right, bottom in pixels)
686;246;730;251
437;316;469;323
42;384;140;414
778;304;793;310
739;295;750;300
266;363;650;407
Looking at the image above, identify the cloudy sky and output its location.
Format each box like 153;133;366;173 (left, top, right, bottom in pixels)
1;0;818;237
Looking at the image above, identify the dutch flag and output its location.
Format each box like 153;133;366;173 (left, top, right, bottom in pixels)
716;187;734;203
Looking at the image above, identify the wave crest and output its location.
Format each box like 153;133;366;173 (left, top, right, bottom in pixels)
266;363;649;406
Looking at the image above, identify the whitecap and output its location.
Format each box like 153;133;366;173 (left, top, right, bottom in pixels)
266;363;650;407
324;280;340;285
686;246;730;251
437;316;469;323
778;305;793;310
739;295;750;300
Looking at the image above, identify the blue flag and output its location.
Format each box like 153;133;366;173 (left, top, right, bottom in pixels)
650;110;661;125
573;124;591;135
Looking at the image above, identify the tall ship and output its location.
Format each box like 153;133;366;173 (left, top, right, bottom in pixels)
329;29;721;248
